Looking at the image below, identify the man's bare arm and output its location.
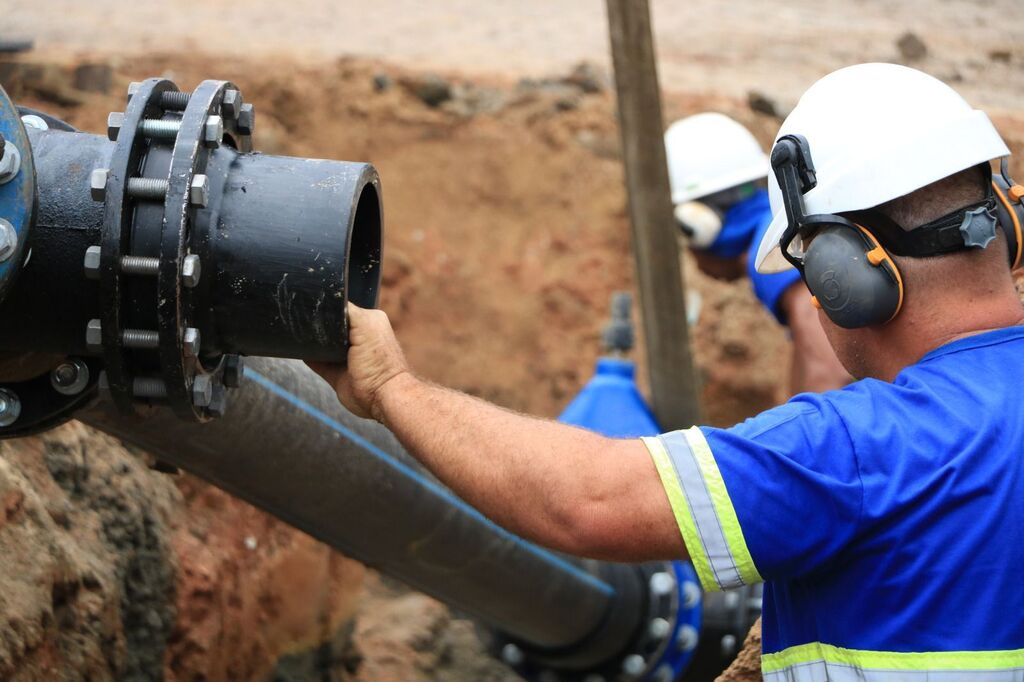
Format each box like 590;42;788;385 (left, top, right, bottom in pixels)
310;304;688;563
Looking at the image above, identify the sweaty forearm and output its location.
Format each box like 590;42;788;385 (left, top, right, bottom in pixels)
374;372;684;561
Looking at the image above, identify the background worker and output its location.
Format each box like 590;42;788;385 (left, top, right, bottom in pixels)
312;63;1024;678
665;112;850;394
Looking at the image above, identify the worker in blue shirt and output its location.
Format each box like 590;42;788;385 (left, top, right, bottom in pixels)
664;112;849;394
312;63;1024;680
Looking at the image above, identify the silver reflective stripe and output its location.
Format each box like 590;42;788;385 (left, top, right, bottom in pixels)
764;661;1024;682
658;431;744;589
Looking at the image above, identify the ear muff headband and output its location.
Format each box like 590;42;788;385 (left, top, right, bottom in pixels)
854;224;904;323
991;180;1023;270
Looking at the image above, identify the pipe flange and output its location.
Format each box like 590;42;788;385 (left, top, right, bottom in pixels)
495;561;703;681
0;84;36;308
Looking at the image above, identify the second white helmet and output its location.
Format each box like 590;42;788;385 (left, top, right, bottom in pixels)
664;113;769;205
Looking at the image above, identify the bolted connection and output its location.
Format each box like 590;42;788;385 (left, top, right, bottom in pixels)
183;327;201;357
51;359;90;396
182;254;202;288
90;168;109;202
0;219;17;263
121;329;159;349
83;246;102;279
203;116;224;148
107;112;124;141
0;388;21;427
192;374;213;407
190;174;210;207
126;177;169;201
86;319;103;351
139;118;182;140
133;377;168;399
0;139;21;184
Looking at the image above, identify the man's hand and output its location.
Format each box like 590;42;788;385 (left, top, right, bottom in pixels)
307;303;410;421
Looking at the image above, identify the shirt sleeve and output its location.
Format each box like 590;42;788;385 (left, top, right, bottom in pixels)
642;394;862;592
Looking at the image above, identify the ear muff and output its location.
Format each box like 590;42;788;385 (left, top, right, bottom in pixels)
991;171;1024;270
802;224;904;329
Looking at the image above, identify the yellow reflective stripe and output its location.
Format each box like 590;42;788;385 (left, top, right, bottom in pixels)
682;427;763;585
641;436;718;592
762;642;1024;673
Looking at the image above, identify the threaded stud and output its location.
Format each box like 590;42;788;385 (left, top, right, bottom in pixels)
126;177;169;200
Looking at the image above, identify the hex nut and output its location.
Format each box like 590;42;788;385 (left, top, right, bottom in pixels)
207;385;228;418
183;327;201;357
0;141;21;184
86;319;103;352
20;114;48;131
223;354;245;388
649;571;676;597
189;174;210;208
621;654;646;677
181;254;202;288
83;246;102;279
0;219;16;263
192;374;213;408
237;103;255;135
107;112;124;142
51;359;90;396
0;389;21;428
221;89;243;119
90;168;109;202
203;115;224;148
126;81;142;103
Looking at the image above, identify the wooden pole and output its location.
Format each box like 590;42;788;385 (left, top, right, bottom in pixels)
605;0;701;429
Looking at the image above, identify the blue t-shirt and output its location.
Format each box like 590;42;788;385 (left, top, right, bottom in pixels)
644;326;1024;678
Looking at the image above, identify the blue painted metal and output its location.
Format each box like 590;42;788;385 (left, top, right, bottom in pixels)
0;85;36;305
559;356;703;680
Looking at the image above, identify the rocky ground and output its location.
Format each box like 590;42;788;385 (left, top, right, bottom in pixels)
1;3;1023;678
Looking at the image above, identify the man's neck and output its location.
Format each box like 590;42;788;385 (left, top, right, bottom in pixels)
870;291;1024;382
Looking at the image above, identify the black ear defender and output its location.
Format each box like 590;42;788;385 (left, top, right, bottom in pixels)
771;134;905;329
991;158;1024;270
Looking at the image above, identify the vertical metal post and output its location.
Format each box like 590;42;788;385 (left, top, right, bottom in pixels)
605;0;702;429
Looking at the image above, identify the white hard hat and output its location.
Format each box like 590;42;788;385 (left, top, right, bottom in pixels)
755;63;1010;273
664;113;769;205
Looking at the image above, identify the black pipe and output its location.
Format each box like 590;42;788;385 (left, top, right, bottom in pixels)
0;126;381;362
79;357;626;652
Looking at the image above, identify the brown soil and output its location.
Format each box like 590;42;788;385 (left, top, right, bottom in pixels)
2;18;1024;678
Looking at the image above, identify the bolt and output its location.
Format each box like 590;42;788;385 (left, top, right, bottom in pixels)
675;624;699;653
120;255;160;276
183;327;201;357
652;664;674;682
223;354;245;388
90;168;109;202
207;384;228;418
0;389;21;427
189;174;210;207
86;319;103;352
126;177;169;200
500;643;523;667
721;634;738;658
133;377;168;399
649;571;676;598
0;140;21;184
51;359;90;396
126;81;142;102
202;115;224;148
83;246;102;279
648;617;672;640
107;112;124;141
681;581;701;609
237;103;255;135
621;654;646;678
182;254;202;288
20;114;48;130
192;374;213;407
139;118;182;140
160;90;190;111
0;219;17;263
221;89;243;119
121;329;160;349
